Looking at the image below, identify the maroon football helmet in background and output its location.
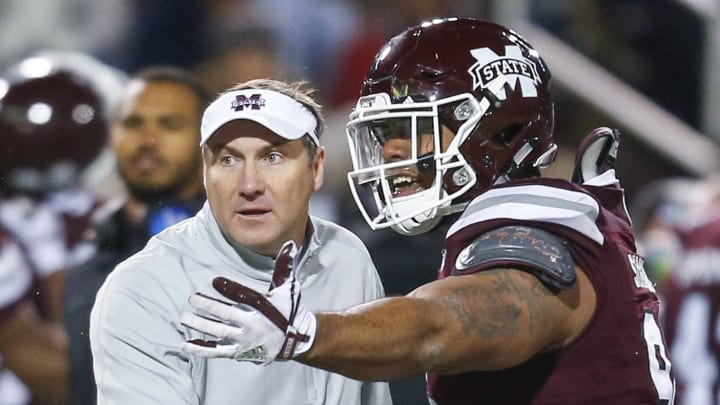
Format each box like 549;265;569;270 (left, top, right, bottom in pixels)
346;17;557;234
0;59;108;195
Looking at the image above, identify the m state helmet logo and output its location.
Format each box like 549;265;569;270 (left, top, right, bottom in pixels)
467;45;541;99
231;93;265;111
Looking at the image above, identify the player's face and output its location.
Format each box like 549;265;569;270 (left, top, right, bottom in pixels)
378;124;456;198
202;120;324;256
111;80;203;200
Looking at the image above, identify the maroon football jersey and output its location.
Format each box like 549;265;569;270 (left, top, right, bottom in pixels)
0;190;98;401
427;176;674;404
0;189;98;281
661;214;720;405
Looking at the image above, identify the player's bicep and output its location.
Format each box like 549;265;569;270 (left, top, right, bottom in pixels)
410;268;572;373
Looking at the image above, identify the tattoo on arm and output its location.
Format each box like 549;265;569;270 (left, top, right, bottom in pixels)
441;269;553;339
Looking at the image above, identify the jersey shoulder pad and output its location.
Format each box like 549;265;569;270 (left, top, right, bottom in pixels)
453;225;576;289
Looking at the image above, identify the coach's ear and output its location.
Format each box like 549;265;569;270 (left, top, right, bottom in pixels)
312;146;325;192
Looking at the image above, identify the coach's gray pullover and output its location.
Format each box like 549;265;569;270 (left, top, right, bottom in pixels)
90;202;392;404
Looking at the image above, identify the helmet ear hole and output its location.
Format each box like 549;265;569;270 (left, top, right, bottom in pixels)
419;66;443;79
493;123;524;145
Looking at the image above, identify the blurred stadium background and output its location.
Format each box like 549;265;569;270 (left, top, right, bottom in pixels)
2;0;718;206
4;2;717;403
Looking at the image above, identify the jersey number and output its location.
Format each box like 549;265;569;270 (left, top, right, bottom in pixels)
643;310;674;404
670;292;717;404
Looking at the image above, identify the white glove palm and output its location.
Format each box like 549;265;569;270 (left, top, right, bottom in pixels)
181;241;316;363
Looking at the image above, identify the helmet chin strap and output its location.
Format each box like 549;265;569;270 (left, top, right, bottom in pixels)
392;213;443;235
388;148;474;235
382;180;446;235
390;189;469;236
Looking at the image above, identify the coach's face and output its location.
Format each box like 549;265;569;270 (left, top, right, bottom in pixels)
202;120;324;256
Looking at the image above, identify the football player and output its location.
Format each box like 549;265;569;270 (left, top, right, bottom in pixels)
0;53;122;404
660;187;720;405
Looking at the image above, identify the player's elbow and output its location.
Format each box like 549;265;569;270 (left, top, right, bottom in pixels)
418;339;447;371
415;327;477;374
418;333;530;374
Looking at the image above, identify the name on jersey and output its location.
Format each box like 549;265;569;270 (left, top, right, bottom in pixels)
628;253;656;292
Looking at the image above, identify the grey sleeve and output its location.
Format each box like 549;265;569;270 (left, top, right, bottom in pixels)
356;237;394;405
362;380;394;405
90;268;200;404
358;243;386;301
368;260;387;300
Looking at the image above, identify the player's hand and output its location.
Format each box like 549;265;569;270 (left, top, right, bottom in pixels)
181;240;316;363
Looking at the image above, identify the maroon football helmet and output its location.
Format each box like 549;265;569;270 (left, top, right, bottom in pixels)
346;17;557;234
0;59;108;194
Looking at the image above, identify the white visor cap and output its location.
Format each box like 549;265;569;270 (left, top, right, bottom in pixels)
200;89;319;146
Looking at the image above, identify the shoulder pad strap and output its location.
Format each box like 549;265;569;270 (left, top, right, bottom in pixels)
453;226;576;290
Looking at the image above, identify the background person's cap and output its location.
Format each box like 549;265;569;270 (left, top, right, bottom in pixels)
200;89;319;146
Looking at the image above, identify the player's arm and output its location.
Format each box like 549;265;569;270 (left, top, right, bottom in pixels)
34;270;66;322
299;266;594;380
0;299;69;404
182;233;596;379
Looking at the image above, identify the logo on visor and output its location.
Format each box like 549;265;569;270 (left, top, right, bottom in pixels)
467;45;541;98
231;93;265;111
